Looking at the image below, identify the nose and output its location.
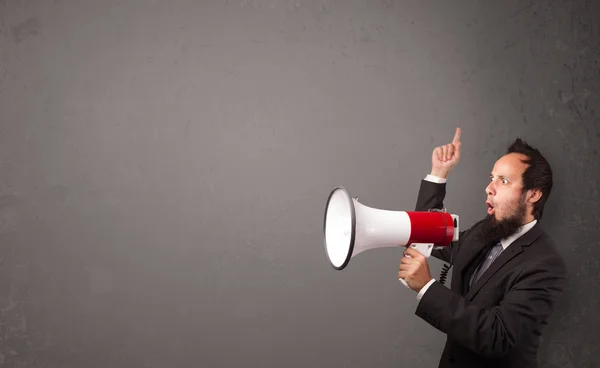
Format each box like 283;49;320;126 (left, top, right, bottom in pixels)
486;179;496;196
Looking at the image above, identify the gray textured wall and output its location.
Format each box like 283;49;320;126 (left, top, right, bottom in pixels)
1;0;599;367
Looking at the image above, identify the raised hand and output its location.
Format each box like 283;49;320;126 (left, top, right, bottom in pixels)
431;127;461;179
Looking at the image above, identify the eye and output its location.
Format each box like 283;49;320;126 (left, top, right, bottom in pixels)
502;178;509;184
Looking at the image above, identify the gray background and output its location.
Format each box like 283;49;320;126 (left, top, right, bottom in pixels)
1;0;599;367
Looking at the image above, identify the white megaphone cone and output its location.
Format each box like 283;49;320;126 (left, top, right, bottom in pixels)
323;186;459;288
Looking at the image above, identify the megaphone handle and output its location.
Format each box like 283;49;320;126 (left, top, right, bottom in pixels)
398;253;411;288
398;243;433;288
399;277;409;288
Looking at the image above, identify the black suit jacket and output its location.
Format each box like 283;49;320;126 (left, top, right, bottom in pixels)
414;179;567;368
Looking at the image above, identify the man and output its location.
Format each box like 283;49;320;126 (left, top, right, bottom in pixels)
398;128;567;367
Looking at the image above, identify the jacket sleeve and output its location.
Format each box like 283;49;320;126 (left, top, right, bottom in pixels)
414;254;567;358
414;179;478;264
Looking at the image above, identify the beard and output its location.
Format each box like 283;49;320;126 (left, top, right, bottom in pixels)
479;195;528;244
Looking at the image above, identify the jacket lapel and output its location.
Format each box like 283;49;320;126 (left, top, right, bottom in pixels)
464;243;524;299
464;223;543;300
457;238;494;295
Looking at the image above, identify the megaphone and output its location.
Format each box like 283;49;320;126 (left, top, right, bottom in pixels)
323;186;459;287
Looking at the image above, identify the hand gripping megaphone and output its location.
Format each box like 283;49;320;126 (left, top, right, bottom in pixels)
323;186;459;288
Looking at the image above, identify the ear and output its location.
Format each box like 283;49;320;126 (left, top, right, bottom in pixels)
527;188;542;204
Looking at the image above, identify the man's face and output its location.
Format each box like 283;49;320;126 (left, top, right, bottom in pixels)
485;153;530;223
480;153;532;243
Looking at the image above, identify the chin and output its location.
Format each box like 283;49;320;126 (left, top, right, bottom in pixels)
480;207;526;243
486;212;501;223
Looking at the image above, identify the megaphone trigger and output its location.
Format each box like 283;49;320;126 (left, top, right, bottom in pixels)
411;243;435;257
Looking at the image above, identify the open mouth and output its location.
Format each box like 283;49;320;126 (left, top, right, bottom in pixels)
486;202;495;215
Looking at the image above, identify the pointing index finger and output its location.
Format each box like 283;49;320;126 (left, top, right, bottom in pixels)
453;127;461;144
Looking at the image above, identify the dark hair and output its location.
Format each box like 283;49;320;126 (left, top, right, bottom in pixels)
506;138;553;220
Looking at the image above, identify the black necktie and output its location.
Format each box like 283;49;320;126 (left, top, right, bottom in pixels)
469;241;504;289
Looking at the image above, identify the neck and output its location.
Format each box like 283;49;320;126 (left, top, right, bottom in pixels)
523;210;536;225
518;218;537;233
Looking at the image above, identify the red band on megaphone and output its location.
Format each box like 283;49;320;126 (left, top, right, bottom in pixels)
406;211;455;246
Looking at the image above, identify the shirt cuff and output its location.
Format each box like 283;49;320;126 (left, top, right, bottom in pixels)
424;174;447;183
417;278;437;300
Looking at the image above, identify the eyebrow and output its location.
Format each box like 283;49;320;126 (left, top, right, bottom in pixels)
490;173;511;180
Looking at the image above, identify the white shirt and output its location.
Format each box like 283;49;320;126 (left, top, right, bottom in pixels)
416;174;538;300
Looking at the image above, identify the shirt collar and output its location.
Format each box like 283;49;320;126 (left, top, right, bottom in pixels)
500;219;537;250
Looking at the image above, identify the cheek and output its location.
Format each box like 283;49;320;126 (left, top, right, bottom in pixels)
494;193;520;213
499;195;522;212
